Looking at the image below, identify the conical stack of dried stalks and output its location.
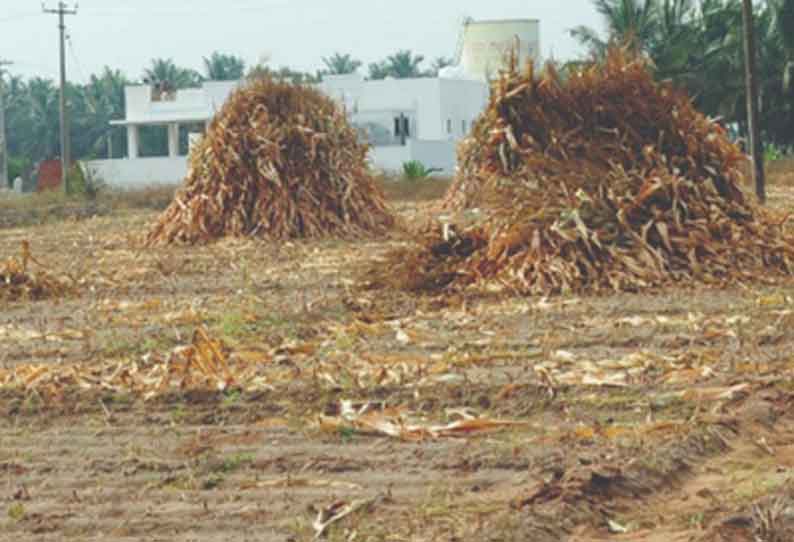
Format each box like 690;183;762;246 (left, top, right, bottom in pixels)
375;49;794;295
147;79;395;244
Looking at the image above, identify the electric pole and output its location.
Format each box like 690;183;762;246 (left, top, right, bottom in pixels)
741;0;765;204
0;60;11;190
43;1;78;193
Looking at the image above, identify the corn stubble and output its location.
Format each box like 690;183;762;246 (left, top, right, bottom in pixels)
147;78;394;244
378;49;794;295
1;241;72;302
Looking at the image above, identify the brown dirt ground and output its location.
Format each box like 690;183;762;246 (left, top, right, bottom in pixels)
3;176;794;541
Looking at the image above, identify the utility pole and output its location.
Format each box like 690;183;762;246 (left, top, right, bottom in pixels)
741;0;765;204
42;1;78;193
0;60;11;190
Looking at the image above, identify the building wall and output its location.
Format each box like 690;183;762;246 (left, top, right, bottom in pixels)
439;79;490;140
122;81;238;124
83;157;187;188
369;146;413;174
359;79;442;140
320;76;447;141
35;160;63;192
408;140;457;175
368;140;457;176
101;77;482;185
460;19;541;80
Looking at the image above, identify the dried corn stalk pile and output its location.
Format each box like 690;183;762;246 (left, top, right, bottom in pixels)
147;79;394;244
381;49;794;295
1;241;72;302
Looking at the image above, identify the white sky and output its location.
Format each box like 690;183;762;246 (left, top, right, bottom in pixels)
1;1;603;82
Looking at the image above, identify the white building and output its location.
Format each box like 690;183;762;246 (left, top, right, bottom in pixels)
320;74;489;175
85;76;488;188
84;18;537;188
457;18;540;81
85;82;239;187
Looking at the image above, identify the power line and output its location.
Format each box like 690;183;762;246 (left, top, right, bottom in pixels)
42;1;78;192
80;5;284;18
66;33;87;83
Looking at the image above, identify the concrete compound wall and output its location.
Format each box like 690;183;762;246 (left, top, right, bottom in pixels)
408;140;457;175
369;140;457;176
86;141;458;188
83;157;187;188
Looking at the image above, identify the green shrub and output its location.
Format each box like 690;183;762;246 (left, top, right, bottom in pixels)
402;160;442;181
66;164;106;200
7;156;32;186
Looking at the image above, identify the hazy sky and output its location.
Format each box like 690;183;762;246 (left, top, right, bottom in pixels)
1;1;603;82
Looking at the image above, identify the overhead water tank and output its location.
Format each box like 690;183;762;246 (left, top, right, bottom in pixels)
458;19;540;80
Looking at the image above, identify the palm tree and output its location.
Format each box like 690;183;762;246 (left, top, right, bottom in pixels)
142;58;202;95
571;0;660;56
203;52;245;81
2;74;29;159
367;61;391;80
322;53;362;75
247;62;320;84
386;50;426;78
778;0;794;91
429;56;455;76
368;50;427;79
649;0;697;78
78;68;129;158
25;78;60;161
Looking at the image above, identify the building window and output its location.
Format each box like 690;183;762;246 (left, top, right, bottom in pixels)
447;119;452;134
394;116;411;136
394;115;411;145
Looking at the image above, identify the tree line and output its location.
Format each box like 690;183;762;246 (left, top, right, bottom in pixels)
2;0;793;182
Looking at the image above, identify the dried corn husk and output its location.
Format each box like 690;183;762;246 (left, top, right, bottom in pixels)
377;48;794;295
147;78;395;244
0;241;73;302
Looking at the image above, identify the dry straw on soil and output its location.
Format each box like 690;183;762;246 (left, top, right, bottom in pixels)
373;49;794;295
147;78;395;244
0;241;73;302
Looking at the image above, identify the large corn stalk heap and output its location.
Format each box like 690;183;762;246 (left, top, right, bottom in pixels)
147;78;395;244
384;49;794;295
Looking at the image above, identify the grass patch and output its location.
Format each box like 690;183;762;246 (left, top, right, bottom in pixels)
7;503;25;522
101;184;177;211
218;452;255;474
0;184;177;229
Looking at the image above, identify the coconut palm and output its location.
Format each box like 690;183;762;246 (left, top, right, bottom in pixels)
386;50;426;78
322;53;362;75
571;0;660;56
77;68;129;158
24;78;61;160
203;52;245;81
368;50;426;79
778;0;794;91
367;61;391;80
142;58;202;93
429;56;455;76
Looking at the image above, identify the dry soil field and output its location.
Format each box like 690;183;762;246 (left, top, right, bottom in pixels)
2;177;794;541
